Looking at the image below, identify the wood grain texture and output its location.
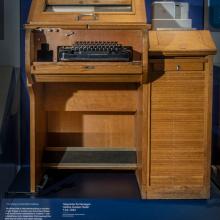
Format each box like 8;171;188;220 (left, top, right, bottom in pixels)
47;111;136;148
43;163;137;170
25;24;148;30
33;74;142;83
26;0;148;195
135;85;149;194
26;0;216;200
27;0;147;26
150;59;206;72
146;30;216;199
149;31;217;56
203;56;214;198
147;58;212;199
146;186;208;199
142;29;148;82
25;30;34;84
31;62;142;75
29;84;47;193
44;83;138;112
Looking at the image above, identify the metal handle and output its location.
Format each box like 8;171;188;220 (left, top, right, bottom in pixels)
36;174;49;192
76;13;98;21
84;66;95;70
176;65;181;71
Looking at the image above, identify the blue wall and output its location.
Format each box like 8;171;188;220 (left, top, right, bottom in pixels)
209;0;220;29
0;0;4;40
20;0;205;166
20;0;32;165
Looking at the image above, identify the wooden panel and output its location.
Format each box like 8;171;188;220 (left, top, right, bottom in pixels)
45;147;136;151
149;31;217;56
149;68;207;196
47;0;132;5
43;163;137;170
150;59;205;72
33;74;142;83
135;85;149;193
27;0;147;25
44;83;138;111
31;62;142;74
203;56;214;198
47;111;136;148
146;186;207;199
29;83;47;193
150;176;204;186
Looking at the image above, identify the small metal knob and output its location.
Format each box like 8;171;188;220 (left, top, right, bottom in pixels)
176;65;180;71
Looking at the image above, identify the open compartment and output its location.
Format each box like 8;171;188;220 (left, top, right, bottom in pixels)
32;82;146;172
31;29;143;63
29;29;145;82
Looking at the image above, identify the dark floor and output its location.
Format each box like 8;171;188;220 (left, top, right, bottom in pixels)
6;168;141;199
3;167;220;200
1;167;220;220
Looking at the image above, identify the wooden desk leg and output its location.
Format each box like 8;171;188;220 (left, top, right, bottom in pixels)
29;83;47;193
135;84;149;199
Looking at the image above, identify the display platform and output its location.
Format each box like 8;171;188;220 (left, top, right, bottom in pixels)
2;166;220;219
1;174;220;220
6;168;140;199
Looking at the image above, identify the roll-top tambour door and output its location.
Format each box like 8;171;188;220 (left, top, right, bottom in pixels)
150;64;206;187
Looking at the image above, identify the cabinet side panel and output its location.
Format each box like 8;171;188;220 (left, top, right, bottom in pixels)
29;84;47;192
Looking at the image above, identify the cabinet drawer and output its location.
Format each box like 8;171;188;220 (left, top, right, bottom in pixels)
31;62;142;74
150;59;206;72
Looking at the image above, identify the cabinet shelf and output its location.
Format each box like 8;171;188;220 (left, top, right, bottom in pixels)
43;147;137;170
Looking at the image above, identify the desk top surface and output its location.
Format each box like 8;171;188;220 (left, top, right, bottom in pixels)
149;30;217;56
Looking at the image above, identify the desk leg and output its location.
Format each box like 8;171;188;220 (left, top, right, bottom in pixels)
29;83;47;193
135;84;149;199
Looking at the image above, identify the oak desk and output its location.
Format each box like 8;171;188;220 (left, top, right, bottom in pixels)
25;0;216;199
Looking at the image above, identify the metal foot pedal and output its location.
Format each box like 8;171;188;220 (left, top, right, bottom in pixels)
36;174;49;193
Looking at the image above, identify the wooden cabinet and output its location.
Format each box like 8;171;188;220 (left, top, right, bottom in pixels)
26;0;217;199
147;31;216;199
26;0;149;195
148;58;210;198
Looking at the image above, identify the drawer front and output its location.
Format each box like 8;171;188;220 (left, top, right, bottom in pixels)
31;62;142;75
151;59;205;72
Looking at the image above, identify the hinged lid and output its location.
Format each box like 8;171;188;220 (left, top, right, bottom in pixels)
149;30;217;56
27;0;147;28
